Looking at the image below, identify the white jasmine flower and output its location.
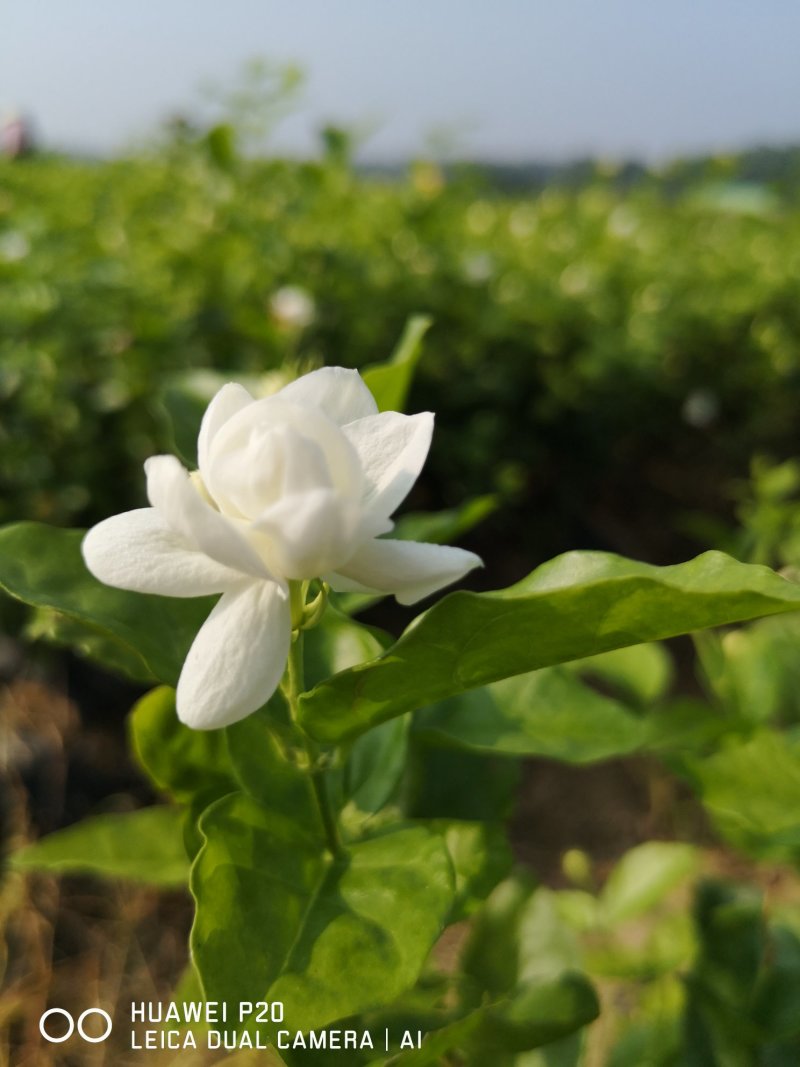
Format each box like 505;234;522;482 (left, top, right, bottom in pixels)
269;286;315;329
681;388;719;429
0;230;30;262
82;368;482;729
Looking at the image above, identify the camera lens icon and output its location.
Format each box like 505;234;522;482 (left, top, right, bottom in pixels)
39;1007;112;1044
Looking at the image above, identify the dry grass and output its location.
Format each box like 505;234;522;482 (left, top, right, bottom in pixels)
0;678;209;1066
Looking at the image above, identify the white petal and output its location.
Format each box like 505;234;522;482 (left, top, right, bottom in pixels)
329;537;482;605
197;382;254;482
344;411;434;521
176;580;291;729
145;455;268;579
82;509;244;596
278;367;378;425
254;488;363;579
206;398;363;513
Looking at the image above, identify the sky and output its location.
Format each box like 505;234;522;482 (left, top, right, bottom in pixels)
2;1;800;162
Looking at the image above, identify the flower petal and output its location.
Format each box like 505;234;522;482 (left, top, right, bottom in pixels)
329;537;482;605
176;579;291;729
254;488;364;579
278;367;378;425
205;398;363;515
343;411;434;521
197;382;254;482
145;454;268;579
82;508;244;596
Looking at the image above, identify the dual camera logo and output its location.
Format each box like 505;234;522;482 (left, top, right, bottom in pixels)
39;1007;113;1044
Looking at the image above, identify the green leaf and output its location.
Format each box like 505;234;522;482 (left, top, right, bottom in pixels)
461;875;538;999
299;550;800;743
26;606;157;683
572;642;674;708
693;880;764;1003
463;880;582;999
386;975;598;1065
191;795;454;1032
304;608;392;689
585;912;695;981
752;926;800;1041
643;698;730;756
11;807;189;886
405;743;521;822
414;668;645;764
307;613;407;817
381;1010;484;1067
392;494;499;546
393;878;597;1066
225;699;321;832
607;1020;682;1067
515;889;585;988
687;731;800;859
0;523;214;685
344;715;410;815
696;615;800;727
518;1032;585;1067
477;974;599;1054
683;880;766;1062
129;686;236;805
129;686;238;857
434;821;513;921
600;842;698;924
361;315;431;413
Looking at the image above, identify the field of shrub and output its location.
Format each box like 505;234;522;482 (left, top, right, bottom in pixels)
3;136;800;566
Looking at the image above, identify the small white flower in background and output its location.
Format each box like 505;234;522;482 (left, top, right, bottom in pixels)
83;368;482;730
462;252;495;285
681;388;719;429
269;286;315;330
0;230;30;263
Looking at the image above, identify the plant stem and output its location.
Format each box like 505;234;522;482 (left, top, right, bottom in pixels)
285;629;343;858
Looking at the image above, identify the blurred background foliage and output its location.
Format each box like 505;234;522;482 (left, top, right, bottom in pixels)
3;81;800;584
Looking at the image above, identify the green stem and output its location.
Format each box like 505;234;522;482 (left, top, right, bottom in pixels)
285;629;343;858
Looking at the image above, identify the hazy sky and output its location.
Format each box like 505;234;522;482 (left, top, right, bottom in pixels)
3;1;799;161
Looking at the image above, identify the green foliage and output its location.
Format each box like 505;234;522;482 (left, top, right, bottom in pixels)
683;881;800;1064
434;821;513;921
130;686;235;804
0;522;213;683
300;550;800;741
390;493;499;546
25;602;156;682
386;975;598;1065
225;700;322;832
446;879;598;1063
600;843;698;924
413;667;644;763
4;146;800;581
572;642;674;709
695;616;800;728
343;715;409;816
404;743;522;822
191;795;454;1033
688;731;800;861
361;315;432;414
730;457;800;569
11;806;189;886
